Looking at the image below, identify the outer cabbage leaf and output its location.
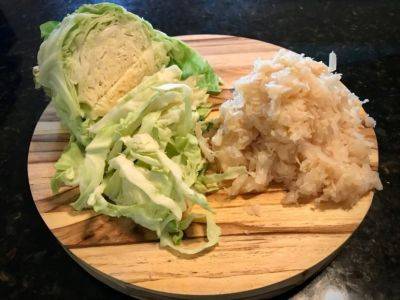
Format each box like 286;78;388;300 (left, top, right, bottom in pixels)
39;21;60;40
161;36;221;93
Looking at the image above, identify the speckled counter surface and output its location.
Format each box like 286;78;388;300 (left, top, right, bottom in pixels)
0;1;399;299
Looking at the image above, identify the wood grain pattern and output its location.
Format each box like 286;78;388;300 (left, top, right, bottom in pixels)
28;35;377;299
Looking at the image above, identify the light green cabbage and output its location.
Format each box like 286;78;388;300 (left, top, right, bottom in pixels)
50;139;83;193
35;3;240;255
39;21;60;40
34;3;220;146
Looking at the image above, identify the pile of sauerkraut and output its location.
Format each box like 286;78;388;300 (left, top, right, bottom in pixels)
211;50;382;204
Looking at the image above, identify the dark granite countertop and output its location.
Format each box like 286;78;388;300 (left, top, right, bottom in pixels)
0;0;399;299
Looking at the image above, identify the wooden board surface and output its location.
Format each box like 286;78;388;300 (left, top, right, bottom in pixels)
28;35;378;299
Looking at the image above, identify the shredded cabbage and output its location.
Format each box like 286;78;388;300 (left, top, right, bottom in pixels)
46;66;221;254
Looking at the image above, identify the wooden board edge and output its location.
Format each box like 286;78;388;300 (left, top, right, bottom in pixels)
63;238;346;299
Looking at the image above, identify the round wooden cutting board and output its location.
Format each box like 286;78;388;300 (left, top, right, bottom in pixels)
28;35;378;299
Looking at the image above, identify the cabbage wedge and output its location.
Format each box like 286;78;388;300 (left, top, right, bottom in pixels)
34;2;220;145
